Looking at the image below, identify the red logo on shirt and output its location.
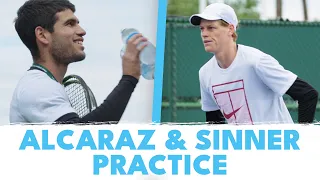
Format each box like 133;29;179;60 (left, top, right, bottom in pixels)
223;106;243;119
212;79;253;124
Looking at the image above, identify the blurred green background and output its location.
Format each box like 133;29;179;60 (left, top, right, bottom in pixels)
161;0;320;123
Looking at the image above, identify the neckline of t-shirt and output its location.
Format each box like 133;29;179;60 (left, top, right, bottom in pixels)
215;44;241;73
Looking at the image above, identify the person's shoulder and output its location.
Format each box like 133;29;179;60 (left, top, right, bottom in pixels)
238;44;268;57
238;44;272;63
15;70;65;101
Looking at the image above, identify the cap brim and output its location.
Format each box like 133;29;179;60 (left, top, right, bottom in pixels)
189;14;220;26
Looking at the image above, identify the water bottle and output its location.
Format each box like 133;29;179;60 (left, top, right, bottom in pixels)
120;28;155;80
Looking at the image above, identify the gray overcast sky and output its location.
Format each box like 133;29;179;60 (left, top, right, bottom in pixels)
0;0;158;125
258;0;320;21
210;0;320;21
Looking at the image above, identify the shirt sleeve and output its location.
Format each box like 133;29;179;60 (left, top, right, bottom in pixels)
255;54;297;96
199;68;219;112
18;80;75;124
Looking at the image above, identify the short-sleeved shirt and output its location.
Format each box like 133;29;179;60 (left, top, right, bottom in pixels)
9;70;75;124
199;44;297;124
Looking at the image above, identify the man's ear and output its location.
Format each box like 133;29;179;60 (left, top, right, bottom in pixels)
35;26;50;45
228;24;235;36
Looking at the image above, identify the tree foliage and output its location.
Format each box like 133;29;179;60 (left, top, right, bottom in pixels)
167;0;260;20
167;0;199;17
225;0;260;19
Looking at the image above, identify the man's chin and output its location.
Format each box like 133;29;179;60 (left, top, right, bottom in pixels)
204;48;212;53
204;47;214;53
72;53;86;62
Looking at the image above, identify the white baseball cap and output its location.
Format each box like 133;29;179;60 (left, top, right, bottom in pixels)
189;3;238;30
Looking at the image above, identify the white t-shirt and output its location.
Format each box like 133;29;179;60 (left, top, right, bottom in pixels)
9;70;76;124
199;44;297;124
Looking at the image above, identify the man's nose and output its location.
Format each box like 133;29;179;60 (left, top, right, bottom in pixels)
201;29;208;38
77;26;86;36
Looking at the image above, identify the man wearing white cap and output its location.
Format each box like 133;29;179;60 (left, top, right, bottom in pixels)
189;3;318;124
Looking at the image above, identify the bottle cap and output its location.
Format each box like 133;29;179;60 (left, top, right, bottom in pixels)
120;28;126;34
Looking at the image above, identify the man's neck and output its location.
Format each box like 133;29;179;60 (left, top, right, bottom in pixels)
34;59;68;84
215;43;238;69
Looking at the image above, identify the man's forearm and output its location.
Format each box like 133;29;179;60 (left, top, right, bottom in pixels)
206;110;226;124
286;77;318;123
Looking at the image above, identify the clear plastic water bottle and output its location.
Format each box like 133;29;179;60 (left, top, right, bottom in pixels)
120;28;155;80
